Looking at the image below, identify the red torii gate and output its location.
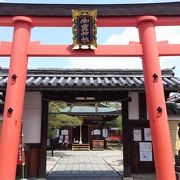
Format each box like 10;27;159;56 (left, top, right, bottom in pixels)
0;3;180;180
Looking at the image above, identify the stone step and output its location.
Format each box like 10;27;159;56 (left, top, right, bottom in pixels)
72;144;90;151
48;175;121;180
73;144;89;146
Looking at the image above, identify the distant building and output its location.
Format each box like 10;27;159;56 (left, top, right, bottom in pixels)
52;103;121;150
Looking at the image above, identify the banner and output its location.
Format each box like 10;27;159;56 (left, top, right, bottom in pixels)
17;136;22;165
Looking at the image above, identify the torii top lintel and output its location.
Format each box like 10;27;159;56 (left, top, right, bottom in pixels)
1;2;180;57
1;2;180;16
0;2;180;57
1;2;180;27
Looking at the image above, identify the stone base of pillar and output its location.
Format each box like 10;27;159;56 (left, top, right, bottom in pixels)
175;155;180;166
175;155;180;180
176;172;180;180
123;177;133;180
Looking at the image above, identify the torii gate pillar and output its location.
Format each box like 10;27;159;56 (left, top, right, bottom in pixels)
0;16;32;180
137;16;176;180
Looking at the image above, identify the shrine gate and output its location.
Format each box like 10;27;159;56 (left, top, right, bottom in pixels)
0;2;180;180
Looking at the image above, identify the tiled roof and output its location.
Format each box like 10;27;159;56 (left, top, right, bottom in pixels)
0;68;180;91
167;102;180;115
167;93;180;103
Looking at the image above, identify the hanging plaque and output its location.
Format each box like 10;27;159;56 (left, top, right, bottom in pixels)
144;128;152;141
72;9;97;50
133;129;142;141
139;142;153;162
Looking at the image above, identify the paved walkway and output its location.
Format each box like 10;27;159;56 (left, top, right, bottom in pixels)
47;150;122;180
46;150;156;180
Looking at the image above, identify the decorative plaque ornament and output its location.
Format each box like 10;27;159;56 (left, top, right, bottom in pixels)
72;9;97;50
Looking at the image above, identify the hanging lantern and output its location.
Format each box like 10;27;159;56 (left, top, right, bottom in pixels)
72;9;97;50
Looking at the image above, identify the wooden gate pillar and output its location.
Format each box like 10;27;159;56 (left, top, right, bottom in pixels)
0;16;32;180
137;16;175;180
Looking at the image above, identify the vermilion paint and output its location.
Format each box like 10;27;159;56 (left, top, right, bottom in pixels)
1;16;180;27
1;41;180;57
137;16;176;180
0;16;32;180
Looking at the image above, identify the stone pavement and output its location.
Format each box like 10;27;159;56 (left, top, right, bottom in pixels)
47;150;122;180
46;150;156;180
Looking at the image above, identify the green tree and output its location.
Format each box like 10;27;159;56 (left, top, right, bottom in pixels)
105;102;122;129
48;101;82;138
105;116;122;129
116;116;122;129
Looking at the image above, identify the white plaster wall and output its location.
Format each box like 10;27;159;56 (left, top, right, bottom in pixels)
147;112;179;121
23;92;42;143
128;92;139;120
168;115;180;121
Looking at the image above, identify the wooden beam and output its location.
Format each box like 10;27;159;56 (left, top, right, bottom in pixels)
1;2;180;17
1;41;180;57
2;16;180;27
122;93;131;177
39;95;49;178
42;91;128;101
27;43;142;57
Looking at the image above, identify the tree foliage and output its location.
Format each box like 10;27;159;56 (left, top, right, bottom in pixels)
48;101;82;138
105;102;122;129
105;116;122;129
48;114;81;128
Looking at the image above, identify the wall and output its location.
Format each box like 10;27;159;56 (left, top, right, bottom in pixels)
129;91;180;156
128;92;139;120
23;92;42;143
168;118;180;156
126;91;180;173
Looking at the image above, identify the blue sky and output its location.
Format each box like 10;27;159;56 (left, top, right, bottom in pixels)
1;0;180;77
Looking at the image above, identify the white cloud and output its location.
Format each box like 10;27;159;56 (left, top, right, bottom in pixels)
69;27;142;70
69;26;180;76
104;27;139;45
155;26;180;43
68;57;142;69
156;26;180;76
